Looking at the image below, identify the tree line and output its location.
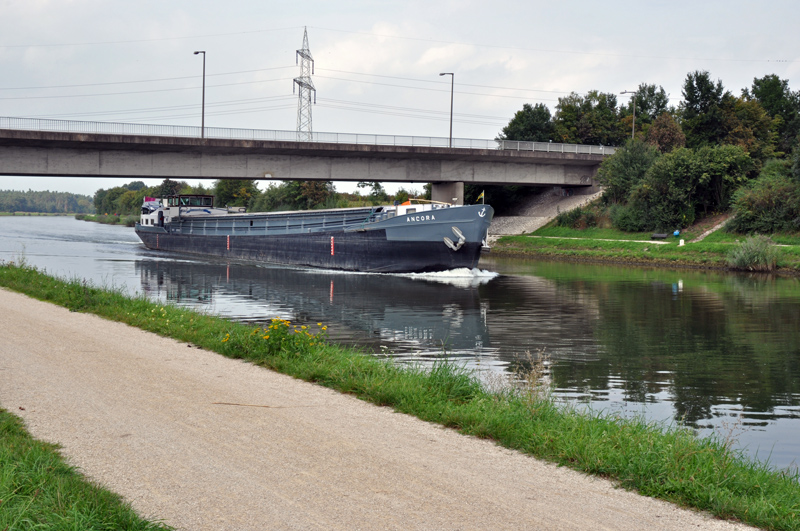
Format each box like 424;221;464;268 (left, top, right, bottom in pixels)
497;71;800;233
0;189;94;214
93;178;425;217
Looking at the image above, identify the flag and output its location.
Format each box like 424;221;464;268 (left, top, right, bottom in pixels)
476;191;484;203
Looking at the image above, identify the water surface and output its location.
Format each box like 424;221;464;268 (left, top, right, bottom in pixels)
1;216;798;470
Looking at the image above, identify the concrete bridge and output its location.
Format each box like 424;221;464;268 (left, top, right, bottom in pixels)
0;117;615;203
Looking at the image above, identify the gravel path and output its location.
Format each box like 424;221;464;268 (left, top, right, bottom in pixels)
0;289;755;530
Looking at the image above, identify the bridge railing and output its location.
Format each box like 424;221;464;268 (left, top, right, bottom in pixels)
0;116;616;156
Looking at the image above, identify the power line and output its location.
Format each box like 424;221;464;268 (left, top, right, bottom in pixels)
310;26;799;64
315;75;562;102
116;103;297;123
0;66;295;91
0;77;294;100
320;98;508;122
317;101;505;127
0;27;302;49
317;68;573;95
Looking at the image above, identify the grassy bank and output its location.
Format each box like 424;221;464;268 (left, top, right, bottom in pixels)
0;408;172;530
492;225;800;273
1;261;800;530
75;213;138;227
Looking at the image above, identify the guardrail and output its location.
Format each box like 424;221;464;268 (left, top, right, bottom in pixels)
0;116;616;156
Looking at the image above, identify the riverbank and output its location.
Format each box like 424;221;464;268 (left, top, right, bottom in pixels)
75;213;138;226
490;225;800;274
1;262;797;529
0;211;81;216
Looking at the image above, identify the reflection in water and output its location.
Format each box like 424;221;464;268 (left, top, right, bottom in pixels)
2;217;799;470
136;259;496;362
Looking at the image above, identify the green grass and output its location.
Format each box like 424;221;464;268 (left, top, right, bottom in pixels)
533;225;671;241
494;227;800;272
75;214;138;227
0;408;173;531
698;230;800;246
2;261;800;530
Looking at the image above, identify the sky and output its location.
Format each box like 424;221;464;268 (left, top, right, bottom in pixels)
1;0;798;196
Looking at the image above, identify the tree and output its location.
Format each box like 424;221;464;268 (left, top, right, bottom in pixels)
299;181;333;208
634;84;671;123
357;181;389;205
645;112;686;153
498;103;555;142
619;84;671;138
693;144;753;213
214;179;258;207
792;140;800;182
680;71;728;148
158;179;185;198
0;190;94;214
124;181;147;191
249;180;333;212
720;94;778;171
743;74;800;155
554;91;625;146
596;139;660;203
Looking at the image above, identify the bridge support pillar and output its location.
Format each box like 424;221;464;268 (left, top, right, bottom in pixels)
431;182;464;205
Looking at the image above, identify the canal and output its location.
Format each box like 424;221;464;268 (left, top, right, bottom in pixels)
2;215;798;471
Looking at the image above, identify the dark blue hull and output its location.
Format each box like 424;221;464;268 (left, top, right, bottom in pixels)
135;228;485;273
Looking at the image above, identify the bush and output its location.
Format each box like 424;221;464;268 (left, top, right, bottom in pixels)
596;139;660;203
727;161;800;234
611;204;649;232
726;235;782;271
555;206;599;229
615;145;751;232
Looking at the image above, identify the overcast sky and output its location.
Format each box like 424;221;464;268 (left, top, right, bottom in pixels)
1;0;798;196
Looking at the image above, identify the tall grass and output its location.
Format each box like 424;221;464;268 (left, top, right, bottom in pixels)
2;260;800;530
727;235;783;271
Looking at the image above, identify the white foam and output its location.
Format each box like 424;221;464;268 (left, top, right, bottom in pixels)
400;268;499;288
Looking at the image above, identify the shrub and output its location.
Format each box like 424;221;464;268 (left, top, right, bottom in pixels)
596;139;660;203
555;206;599;229
611;204;649;232
616;145;751;232
726;235;782;271
727;161;800;234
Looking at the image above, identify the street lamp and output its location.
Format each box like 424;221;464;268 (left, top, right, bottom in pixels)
620;90;636;141
194;51;206;138
439;72;454;148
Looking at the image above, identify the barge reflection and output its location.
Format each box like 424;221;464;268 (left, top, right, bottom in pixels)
135;259;497;360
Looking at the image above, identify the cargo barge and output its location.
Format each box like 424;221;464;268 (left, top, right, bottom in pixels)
134;195;494;273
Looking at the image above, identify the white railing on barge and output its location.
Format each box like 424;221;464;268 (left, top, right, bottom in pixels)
0;116;616;156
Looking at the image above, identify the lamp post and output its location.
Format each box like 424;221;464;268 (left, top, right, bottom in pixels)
620;89;636;141
439;72;454;148
194;50;206;138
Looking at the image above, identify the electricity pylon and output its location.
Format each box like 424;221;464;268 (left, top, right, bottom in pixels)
293;27;316;142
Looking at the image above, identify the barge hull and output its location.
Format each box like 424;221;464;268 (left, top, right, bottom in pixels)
136;229;484;273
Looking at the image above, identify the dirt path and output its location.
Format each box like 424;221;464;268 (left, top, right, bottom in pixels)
0;289;755;530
